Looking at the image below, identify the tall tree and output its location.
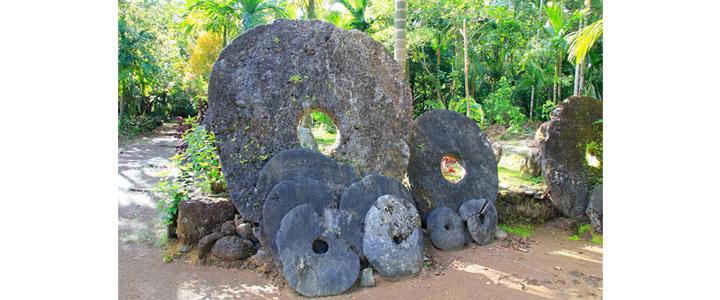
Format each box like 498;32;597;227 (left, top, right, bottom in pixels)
335;0;370;31
394;0;407;75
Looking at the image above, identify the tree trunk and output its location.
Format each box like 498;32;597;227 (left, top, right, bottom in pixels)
463;18;470;117
394;0;407;77
530;85;535;120
307;0;316;19
436;46;442;104
577;0;591;96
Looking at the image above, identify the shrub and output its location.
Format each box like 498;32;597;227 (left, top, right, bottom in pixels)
482;77;527;132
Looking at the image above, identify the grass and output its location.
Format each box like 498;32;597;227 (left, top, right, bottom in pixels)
499;223;535;238
497;166;545;189
567;223;603;245
311;126;337;154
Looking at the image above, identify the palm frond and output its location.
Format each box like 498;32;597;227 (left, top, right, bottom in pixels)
566;19;603;64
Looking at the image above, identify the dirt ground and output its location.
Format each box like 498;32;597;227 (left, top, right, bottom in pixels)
119;124;602;300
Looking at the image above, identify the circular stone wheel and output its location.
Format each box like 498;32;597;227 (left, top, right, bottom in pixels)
427;207;467;251
261;178;335;260
408;110;498;219
253;148;356;223
205;20;413;223
363;195;423;281
339;174;411;258
459;199;498;245
277;204;360;297
538;96;603;219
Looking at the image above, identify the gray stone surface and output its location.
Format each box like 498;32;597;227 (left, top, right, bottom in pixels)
363;195;423;281
427;207;467;251
261;177;336;260
197;232;223;259
496;186;557;224
276;204;359;297
322;208;364;258
176;196;237;245
205;20;413;223
220;220;235;236
460;199;498;245
520;147;541;177
538;96;603;219
586;184;603;233
408;110;499;219
296;127;319;151
235;223;257;243
254;149;356;223
360;268;376;287
492;142;503;165
211;236;256;261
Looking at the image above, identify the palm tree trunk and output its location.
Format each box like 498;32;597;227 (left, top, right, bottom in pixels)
530;85;535;120
462;18;470;117
307;0;316;19
394;0;407;76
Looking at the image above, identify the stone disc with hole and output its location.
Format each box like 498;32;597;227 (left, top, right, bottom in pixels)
205;20;414;223
261;178;335;260
427;207;467;251
362;195;423;281
277;204;360;297
537;96;603;219
408;110;498;219
252;148;356;223
338;174;412;256
460;199;498;245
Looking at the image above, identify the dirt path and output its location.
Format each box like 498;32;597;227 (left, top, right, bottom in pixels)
119;125;602;300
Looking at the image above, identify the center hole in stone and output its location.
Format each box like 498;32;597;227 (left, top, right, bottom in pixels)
441;154;466;184
297;109;340;156
444;223;451;230
312;239;329;254
392;235;403;245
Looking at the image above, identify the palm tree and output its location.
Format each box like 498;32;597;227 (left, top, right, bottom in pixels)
185;0;286;47
544;0;569;103
335;0;370;31
394;0;407;75
567;18;602;96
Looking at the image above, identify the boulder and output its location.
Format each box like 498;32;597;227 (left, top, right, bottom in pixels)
220;220;236;236
360;267;376;287
211;236;256;261
176;196;236;245
197;232;223;259
236;223;257;243
260;177;336;260
276;204;360;297
254;149;356;222
520;147;541;177
537;96;603;219
363;195;423;281
459;199;498;246
408;110;498;219
492;142;503;165
586;184;603;233
427;207;467;251
296;127;318;151
205;20;413;223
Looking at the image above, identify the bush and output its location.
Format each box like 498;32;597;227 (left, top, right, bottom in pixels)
482;77;527;132
155;116;226;226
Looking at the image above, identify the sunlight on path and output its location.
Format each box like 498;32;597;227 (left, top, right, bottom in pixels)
450;260;561;299
177;280;280;300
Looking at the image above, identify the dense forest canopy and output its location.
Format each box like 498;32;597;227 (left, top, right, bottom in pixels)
118;0;603;136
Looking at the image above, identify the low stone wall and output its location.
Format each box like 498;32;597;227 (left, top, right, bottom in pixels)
496;186;557;224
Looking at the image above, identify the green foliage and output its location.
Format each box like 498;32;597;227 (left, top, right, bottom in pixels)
482;77;527;132
499;223;535;238
180;117;227;194
540;100;557;120
155;117;226;227
311;111;336;134
567;19;603;65
567;223;602;245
